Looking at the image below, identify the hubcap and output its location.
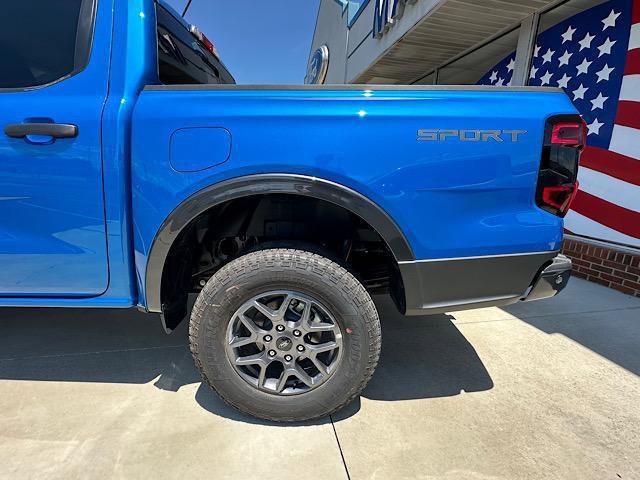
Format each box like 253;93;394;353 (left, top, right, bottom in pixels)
225;290;343;395
276;336;293;351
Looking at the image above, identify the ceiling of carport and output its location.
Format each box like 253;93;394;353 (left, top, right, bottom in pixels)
354;0;560;84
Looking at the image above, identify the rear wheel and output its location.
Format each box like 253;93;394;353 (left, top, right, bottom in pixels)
189;248;381;421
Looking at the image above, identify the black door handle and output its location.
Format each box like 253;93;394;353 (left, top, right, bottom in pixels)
4;123;78;139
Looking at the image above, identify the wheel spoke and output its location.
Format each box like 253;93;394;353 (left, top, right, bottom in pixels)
300;301;312;323
307;341;338;355
275;372;290;393
253;300;279;320
229;335;254;348
257;365;267;388
277;294;294;317
305;309;337;333
292;365;315;387
235;351;266;366
308;355;329;376
238;313;265;335
306;322;336;333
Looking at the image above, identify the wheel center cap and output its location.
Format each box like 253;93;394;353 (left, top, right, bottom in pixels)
276;336;293;352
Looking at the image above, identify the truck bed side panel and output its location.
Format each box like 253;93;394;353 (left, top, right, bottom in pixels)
132;86;575;307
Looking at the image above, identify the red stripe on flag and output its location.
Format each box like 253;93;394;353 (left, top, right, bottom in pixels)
580;146;640;186
571;190;640;238
615;101;640;130
634;0;640;24
625;49;640;75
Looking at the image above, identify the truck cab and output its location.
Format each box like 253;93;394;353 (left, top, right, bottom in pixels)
0;0;232;301
0;0;580;421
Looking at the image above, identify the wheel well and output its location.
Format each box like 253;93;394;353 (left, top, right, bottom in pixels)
159;193;406;331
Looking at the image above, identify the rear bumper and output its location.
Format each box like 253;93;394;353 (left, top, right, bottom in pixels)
399;251;570;315
520;254;571;302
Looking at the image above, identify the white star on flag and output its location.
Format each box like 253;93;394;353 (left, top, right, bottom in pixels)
602;10;620;30
576;58;592;75
597;38;616;57
557;73;572;89
596;63;614;82
587;118;604;136
590;92;608;110
572;83;588;100
561;26;576;43
489;71;498;82
558;50;573;66
476;0;640;248
540;70;553;85
579;32;595;51
495;77;505;86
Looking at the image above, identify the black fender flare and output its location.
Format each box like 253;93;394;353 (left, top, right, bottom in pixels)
144;173;415;313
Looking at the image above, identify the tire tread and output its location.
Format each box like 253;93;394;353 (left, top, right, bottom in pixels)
189;248;381;422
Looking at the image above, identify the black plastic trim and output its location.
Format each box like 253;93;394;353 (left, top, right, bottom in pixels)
4;123;78;139
523;254;572;301
144;174;414;313
144;84;563;93
400;251;559;315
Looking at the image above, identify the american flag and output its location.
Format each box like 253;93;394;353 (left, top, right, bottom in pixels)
478;0;640;248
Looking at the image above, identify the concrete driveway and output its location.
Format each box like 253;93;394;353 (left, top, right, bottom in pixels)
1;278;638;479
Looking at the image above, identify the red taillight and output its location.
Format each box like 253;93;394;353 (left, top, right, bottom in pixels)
551;122;586;147
189;25;220;58
200;33;219;57
536;116;584;217
542;181;579;216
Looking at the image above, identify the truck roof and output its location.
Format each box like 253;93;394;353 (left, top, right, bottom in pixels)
156;0;191;30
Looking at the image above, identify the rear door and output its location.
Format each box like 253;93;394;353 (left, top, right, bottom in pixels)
0;0;112;296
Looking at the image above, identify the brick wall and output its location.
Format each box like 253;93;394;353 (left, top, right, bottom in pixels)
562;238;640;298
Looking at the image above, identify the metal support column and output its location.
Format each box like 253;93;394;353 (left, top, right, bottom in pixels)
512;13;539;86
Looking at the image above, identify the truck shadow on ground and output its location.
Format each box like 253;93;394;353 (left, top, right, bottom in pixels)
361;296;494;401
0;295;493;425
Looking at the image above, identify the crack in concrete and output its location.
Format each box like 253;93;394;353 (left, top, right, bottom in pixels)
330;414;351;480
0;344;186;362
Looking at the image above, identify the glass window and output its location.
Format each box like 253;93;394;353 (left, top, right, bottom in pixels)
437;28;520;86
157;5;235;85
0;0;95;89
348;0;368;26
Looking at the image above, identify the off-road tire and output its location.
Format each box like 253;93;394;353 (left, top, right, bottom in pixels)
189;248;381;422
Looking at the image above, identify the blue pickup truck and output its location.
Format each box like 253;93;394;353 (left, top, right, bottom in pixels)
0;0;583;421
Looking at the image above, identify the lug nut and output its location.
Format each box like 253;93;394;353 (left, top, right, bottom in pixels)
264;335;272;342
293;330;301;337
268;350;277;357
276;325;285;332
284;355;293;362
297;345;305;352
